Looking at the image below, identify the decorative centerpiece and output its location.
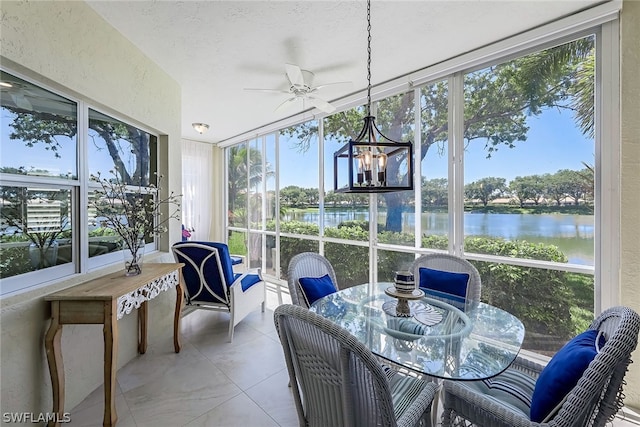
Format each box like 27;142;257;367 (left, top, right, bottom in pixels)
90;170;181;276
384;271;424;318
394;270;415;293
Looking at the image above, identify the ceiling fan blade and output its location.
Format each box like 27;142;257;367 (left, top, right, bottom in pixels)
10;93;33;110
307;95;336;114
314;81;352;91
243;88;290;94
275;97;297;112
285;63;304;87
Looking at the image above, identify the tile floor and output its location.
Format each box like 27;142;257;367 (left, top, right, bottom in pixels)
69;282;640;427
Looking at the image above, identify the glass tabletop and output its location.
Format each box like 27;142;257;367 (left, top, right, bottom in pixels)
309;282;525;380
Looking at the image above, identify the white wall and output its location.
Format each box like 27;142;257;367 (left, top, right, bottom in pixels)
0;0;182;419
620;0;640;411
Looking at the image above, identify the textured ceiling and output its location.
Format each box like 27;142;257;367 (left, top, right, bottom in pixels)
85;0;603;144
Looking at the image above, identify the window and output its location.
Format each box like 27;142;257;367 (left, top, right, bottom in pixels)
0;70;159;296
1;71;78;290
88;109;156;185
462;37;595;270
87;110;158;260
323;107;370;242
420;80;450;250
279;120;320;236
224;22;615;356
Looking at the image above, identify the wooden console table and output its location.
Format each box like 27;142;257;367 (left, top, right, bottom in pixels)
44;263;184;427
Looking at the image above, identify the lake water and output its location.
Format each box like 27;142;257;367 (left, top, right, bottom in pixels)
282;210;594;266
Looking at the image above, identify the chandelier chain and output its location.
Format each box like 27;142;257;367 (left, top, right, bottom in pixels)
366;0;372;116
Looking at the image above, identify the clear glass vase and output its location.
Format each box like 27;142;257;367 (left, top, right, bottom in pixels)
123;237;145;276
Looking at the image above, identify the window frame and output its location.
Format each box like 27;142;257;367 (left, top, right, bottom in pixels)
221;7;620;310
0;68;161;297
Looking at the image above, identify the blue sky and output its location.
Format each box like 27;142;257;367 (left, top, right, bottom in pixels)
276;106;594;190
1;112;141;179
2;105;592;188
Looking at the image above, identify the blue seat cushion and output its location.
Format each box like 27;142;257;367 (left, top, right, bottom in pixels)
530;329;605;422
298;274;337;306
235;273;262;292
418;267;469;304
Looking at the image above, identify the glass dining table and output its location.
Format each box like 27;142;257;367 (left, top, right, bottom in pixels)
309;282;525;381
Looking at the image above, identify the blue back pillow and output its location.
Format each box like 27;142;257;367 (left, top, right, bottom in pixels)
298;274;337;306
418;267;469;304
530;329;605;422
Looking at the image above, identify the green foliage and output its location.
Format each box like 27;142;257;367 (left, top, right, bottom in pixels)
276;221;320;275
278;224;591;348
227;231;247;256
463;236;583;342
464;177;508;206
337;220;369;231
421;178;448;207
0;246;32;278
325;242;370;287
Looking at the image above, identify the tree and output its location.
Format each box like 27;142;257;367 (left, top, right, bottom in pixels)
421;178;448;207
227;144;272;224
6;106;152;185
553;169;589;205
465;177;507;207
6;39;596;232
279;186;312;208
509;175;546;206
0;186;70;268
283;37;595;231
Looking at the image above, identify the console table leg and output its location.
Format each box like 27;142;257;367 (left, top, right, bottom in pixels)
103;301;118;427
174;282;184;353
138;301;148;354
45;302;64;427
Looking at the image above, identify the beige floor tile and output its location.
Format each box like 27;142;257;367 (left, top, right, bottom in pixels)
69;281;638;427
123;358;241;426
184;392;279;427
67;393;134;427
245;368;298;427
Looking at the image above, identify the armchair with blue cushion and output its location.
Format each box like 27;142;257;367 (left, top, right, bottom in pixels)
287;252;339;308
441;306;640;427
171;241;266;342
410;253;482;311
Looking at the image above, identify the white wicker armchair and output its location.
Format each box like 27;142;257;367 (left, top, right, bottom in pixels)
274;304;439;427
441;306;640;427
287;252;339;308
410;253;482;310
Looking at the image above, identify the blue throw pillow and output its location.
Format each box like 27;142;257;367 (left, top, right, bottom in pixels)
298;274;337;306
418;267;469;304
530;329;605;422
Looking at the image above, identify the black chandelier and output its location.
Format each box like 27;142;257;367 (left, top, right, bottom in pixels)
333;0;414;194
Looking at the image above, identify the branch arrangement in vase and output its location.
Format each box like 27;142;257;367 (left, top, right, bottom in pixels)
89;170;181;275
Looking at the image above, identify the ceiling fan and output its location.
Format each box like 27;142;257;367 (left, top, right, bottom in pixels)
244;63;350;114
0;80;34;110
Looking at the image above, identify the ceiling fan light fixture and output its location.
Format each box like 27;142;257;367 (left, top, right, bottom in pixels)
333;0;414;194
192;123;210;134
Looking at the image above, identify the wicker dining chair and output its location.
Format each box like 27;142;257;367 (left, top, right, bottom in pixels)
441;306;640;427
410;253;481;310
287;252;339;308
274;304;438;427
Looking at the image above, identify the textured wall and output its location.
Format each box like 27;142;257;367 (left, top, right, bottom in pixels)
0;0;181;419
620;0;640;412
